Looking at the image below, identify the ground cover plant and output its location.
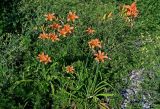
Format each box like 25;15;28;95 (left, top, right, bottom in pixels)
0;0;160;109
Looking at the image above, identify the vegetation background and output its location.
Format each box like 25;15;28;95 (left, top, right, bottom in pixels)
0;0;160;108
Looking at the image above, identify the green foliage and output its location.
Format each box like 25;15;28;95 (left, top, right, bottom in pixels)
0;0;160;108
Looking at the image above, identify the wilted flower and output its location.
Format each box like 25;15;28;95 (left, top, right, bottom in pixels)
107;12;113;18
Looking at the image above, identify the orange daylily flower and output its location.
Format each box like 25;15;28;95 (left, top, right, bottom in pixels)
44;13;56;21
49;23;62;30
37;52;52;64
63;24;74;33
94;50;108;63
49;33;60;42
124;2;138;17
38;32;49;39
67;11;79;22
59;24;74;36
86;27;95;35
88;38;102;49
66;66;75;73
58;29;67;36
